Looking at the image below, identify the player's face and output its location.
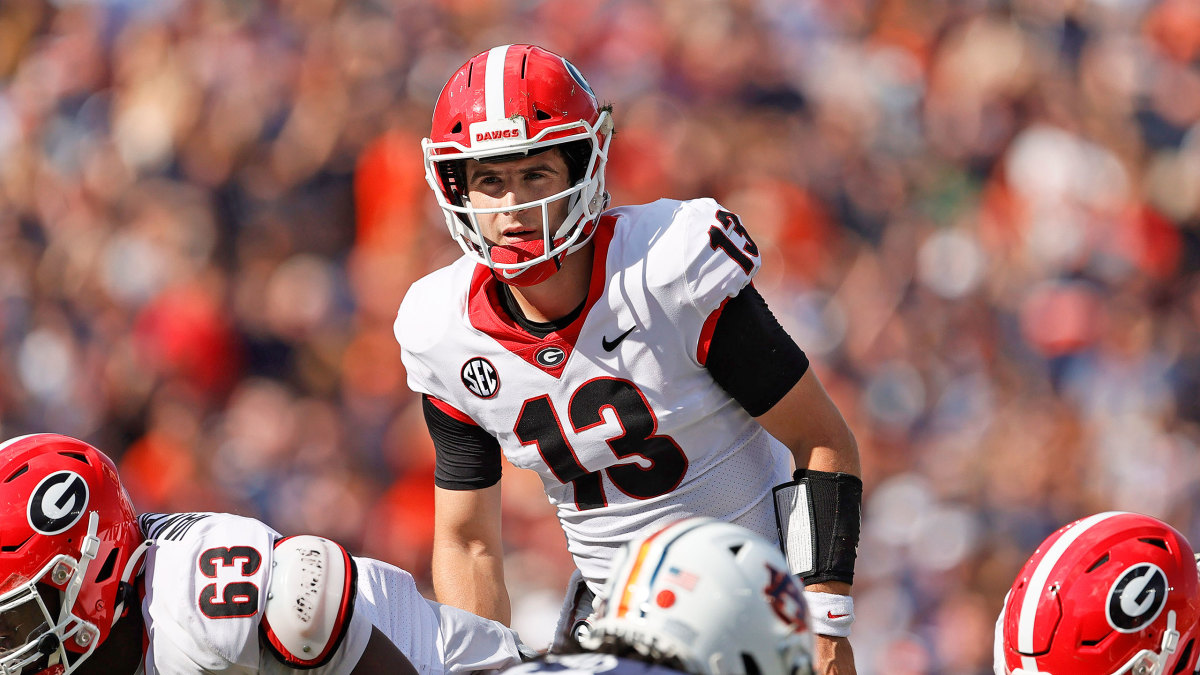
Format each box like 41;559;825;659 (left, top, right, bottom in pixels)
464;149;572;247
0;589;50;658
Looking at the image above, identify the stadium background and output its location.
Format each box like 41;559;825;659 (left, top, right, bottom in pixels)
2;0;1199;671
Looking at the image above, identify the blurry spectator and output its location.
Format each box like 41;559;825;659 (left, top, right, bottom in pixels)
1;0;1199;670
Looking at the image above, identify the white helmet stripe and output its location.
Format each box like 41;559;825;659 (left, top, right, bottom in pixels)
1017;511;1128;672
484;45;511;121
0;434;42;453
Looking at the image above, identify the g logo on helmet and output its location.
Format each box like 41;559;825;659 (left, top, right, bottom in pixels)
1106;563;1169;632
28;470;90;535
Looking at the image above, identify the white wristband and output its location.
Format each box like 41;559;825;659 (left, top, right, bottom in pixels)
803;590;854;637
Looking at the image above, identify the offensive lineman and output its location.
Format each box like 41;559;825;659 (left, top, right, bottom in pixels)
994;511;1200;674
394;44;862;673
0;433;527;675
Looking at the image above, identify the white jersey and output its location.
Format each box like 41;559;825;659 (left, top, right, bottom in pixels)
504;653;685;675
396;198;792;590
137;512;524;674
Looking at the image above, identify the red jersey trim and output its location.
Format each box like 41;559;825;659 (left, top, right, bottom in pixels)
426;395;477;425
465;216;617;378
697;295;731;365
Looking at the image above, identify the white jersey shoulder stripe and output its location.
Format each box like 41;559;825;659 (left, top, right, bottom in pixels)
1017;511;1130;672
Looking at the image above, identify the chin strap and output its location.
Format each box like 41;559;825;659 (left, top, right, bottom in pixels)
60;513;100;628
111;538;153;626
1157;610;1180;670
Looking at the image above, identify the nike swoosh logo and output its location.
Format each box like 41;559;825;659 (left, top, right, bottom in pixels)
601;326;636;352
827;612;850;619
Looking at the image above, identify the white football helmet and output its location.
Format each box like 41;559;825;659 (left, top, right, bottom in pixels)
584;518;814;675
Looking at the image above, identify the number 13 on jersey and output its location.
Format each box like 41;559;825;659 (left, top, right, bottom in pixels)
708;210;759;273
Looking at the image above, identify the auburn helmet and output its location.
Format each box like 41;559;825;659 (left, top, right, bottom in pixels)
995;511;1200;675
584;517;815;675
0;434;146;674
421;44;614;286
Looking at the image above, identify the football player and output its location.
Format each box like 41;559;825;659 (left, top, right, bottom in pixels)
394;44;862;673
994;511;1200;675
502;517;815;675
0;433;528;675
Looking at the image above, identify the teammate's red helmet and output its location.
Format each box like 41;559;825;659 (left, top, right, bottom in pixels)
422;44;614;286
0;434;145;674
996;512;1200;675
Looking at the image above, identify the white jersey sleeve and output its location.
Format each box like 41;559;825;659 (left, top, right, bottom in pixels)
637;197;761;364
344;556;525;675
395;262;476;402
140;513;522;675
676;197;761;321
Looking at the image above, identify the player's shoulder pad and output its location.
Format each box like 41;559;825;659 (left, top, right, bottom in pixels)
140;511;275;543
394;258;472;354
261;535;358;669
635;197;760;316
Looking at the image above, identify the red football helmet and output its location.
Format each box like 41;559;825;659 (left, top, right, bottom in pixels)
0;434;146;674
422;44;614;286
996;511;1200;675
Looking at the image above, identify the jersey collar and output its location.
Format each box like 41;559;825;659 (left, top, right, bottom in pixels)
467;215;616;378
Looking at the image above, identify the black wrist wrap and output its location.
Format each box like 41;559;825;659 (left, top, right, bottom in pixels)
789;468;862;586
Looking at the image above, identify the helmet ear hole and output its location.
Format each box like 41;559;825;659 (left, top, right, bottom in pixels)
741;652;763;675
1085;553;1109;572
560;140;592;185
1173;639;1195;674
93;547;120;584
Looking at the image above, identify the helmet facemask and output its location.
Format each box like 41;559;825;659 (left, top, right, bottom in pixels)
424;111;614;285
0;435;148;675
423;44;615;286
0;514;103;675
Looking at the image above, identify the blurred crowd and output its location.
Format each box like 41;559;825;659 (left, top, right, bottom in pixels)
2;0;1200;671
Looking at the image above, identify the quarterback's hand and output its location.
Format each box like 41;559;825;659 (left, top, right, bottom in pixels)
814;635;856;675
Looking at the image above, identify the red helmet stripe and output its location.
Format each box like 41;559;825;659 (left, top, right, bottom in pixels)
1016;511;1128;671
484;45;511;121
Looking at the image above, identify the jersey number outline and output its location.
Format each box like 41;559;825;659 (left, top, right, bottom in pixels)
708;209;759;273
514;377;688;510
197;546;262;619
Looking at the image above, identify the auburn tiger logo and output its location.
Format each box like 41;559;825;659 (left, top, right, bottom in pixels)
764;565;809;632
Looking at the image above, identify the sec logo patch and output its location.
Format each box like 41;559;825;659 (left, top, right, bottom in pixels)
462;357;499;398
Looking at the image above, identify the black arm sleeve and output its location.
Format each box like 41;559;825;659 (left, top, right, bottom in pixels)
422;395;503;490
704;285;810;417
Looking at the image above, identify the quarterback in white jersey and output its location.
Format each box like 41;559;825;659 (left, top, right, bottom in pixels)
0;434;526;675
399;198;793;584
398;44;862;673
